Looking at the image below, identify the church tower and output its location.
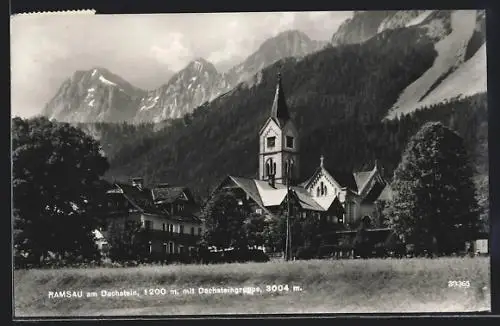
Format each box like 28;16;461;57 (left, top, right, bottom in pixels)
258;72;300;185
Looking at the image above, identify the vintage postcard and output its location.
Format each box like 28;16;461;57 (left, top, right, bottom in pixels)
11;10;490;318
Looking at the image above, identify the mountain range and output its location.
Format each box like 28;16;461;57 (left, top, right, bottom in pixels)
43;30;327;124
42;11;486;125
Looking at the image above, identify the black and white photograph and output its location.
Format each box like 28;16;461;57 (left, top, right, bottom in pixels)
11;9;490;317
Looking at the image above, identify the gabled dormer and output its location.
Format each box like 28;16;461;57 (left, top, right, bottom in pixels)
303;155;346;209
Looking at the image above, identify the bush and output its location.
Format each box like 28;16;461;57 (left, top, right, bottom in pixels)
294;246;316;260
198;248;270;264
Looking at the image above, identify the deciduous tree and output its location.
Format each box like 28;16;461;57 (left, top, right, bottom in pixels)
200;191;248;251
385;121;480;255
12;117;109;266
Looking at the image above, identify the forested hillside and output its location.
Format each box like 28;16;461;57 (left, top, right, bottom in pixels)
74;122;157;159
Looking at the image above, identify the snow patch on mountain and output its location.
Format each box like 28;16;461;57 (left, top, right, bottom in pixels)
406;10;434;27
99;75;117;86
386;10;478;119
412;43;486;109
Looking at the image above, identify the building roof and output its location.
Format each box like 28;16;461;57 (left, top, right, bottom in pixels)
151;185;188;203
270;72;291;127
116;183;166;215
109;183;201;223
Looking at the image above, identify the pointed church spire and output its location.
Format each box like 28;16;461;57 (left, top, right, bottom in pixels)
320;155;325;168
270;71;290;125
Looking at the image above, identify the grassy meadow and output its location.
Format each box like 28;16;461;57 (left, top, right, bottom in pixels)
14;257;491;317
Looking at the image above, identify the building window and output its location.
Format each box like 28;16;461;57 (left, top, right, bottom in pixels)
198;227;202;235
286;136;294;148
267;136;276;149
348;202;355;222
284;159;294;179
178;204;184;212
301;211;307;218
144;220;152;230
256;208;262;214
180;225;184;234
169;224;174;234
316;187;320;197
320;182;324;195
149;241;152;254
163;243;168;254
169;242;174;254
266;158;275;177
190;227;195;235
162;223;166;231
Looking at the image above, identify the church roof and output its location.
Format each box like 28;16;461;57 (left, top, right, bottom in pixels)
328;169;360;192
377;184;394;201
361;181;387;203
353;171;373;191
229;176;265;208
301;165;360;193
224;175;328;212
254;180;288;206
293;187;325;211
270;72;291;127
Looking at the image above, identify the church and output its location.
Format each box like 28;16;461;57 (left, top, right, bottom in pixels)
212;73;393;229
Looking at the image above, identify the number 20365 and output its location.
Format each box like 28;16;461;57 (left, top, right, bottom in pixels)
448;280;470;288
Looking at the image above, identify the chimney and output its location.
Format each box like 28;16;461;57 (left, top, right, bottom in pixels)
131;177;144;190
268;174;275;188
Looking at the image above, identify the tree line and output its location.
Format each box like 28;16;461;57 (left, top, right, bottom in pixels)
12;112;485;267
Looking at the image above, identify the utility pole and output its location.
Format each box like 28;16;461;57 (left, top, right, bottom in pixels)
285;160;294;261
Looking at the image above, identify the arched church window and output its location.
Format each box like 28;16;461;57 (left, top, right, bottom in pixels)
324;186;328;196
320;182;325;195
265;158;274;177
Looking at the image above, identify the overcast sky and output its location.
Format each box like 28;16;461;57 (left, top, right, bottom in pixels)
11;11;353;118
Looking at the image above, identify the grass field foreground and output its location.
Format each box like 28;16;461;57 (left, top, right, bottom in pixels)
14;257;491;316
